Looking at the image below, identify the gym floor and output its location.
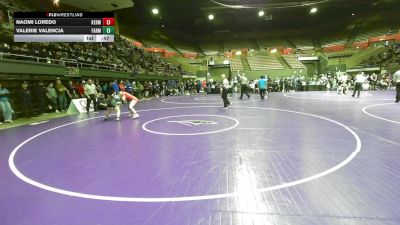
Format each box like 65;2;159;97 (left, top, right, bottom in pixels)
1;91;399;225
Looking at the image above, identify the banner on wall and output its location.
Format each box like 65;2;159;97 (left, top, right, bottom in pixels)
65;67;80;76
67;98;94;114
346;67;380;73
182;75;197;79
353;41;369;49
323;45;346;52
283;47;294;55
132;41;143;48
183;53;198;58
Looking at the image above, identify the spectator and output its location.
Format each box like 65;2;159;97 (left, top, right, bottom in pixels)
55;79;68;111
106;81;114;96
143;81;150;98
154;80;160;97
18;81;34;118
95;80;102;93
66;80;78;104
137;81;144;99
33;80;47;115
132;81;138;96
125;80;133;94
393;69;400;103
196;80;202;94
148;81;153;97
78;80;86;97
101;82;108;94
112;80;119;94
97;93;108;110
0;82;13;122
46;83;58;113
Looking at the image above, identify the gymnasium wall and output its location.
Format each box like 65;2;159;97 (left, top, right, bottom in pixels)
208;67;231;80
202;68;308;81
0;59;181;80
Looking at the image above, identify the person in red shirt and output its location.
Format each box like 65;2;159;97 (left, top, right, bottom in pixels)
78;80;86;98
119;91;139;118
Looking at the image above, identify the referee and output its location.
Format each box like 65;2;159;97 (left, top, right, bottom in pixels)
220;74;230;108
84;79;98;113
238;73;250;99
352;72;366;98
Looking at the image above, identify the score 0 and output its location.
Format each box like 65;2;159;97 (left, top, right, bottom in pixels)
102;18;115;26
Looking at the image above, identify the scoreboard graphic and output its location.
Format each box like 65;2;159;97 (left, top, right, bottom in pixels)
13;12;115;42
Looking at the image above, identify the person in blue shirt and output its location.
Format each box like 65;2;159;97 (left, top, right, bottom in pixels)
112;80;120;94
258;75;268;100
0;82;13;123
125;80;133;94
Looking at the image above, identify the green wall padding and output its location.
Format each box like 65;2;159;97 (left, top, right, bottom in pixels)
0;59;65;76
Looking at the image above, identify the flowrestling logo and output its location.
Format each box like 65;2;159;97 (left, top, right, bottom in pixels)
167;120;218;127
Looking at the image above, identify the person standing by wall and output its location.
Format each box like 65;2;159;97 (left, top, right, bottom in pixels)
84;79;98;114
137;81;144;99
337;73;349;95
154;80;160;97
196;80;202;94
0;82;13;123
33;80;47;115
112;79;120;94
46;82;58;113
78;80;85;98
55;79;68;112
393;69;400;103
18;81;33;118
220;74;230;109
66;80;78;105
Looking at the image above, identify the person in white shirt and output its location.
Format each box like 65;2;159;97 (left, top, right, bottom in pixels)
84;79;98;113
238;73;250;99
220;74;230;108
352;72;366;98
393;70;400;103
337;73;349;95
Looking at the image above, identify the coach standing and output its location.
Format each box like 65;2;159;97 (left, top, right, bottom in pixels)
84;79;98;114
393;70;400;103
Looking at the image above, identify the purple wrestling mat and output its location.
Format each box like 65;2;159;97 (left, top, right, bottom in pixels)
1;91;400;225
